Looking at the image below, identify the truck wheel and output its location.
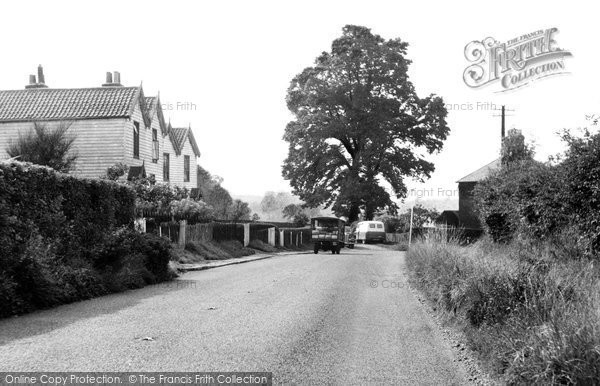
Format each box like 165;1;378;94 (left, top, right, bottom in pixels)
331;249;335;254
314;245;319;254
335;247;340;254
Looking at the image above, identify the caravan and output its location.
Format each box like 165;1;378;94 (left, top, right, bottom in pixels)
355;221;386;244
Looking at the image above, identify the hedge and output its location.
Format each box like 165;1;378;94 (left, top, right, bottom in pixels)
0;161;172;317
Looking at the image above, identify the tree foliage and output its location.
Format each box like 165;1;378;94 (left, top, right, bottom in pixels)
282;25;449;221
501;128;535;166
196;165;251;221
376;204;439;233
230;199;251;221
6;121;77;173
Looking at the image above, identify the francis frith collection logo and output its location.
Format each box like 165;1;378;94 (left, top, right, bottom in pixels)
463;28;572;92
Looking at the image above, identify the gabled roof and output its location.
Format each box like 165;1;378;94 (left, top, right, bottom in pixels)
143;95;168;135
0;86;141;122
456;159;500;183
168;124;201;157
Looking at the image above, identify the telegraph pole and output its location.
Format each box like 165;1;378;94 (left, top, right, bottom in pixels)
501;105;505;139
493;105;514;141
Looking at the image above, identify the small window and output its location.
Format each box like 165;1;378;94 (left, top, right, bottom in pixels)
184;155;190;182
133;121;140;159
369;224;376;228
377;224;383;229
163;153;170;181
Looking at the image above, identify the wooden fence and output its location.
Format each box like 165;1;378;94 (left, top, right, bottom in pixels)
386;232;409;244
143;219;309;249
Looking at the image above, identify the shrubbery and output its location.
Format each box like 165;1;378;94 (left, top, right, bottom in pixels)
473;128;600;257
0;161;174;318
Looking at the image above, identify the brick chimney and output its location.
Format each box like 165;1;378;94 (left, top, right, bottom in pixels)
102;71;123;87
25;65;48;89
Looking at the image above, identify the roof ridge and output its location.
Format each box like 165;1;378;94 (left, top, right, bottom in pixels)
456;158;500;183
0;86;139;92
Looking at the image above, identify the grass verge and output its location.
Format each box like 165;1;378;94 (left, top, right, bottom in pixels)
406;236;600;384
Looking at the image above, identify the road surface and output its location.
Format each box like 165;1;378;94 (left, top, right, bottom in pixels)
0;245;468;385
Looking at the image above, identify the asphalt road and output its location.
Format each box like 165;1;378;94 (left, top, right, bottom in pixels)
0;245;468;385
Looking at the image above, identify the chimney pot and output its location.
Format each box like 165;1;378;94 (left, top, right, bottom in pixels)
113;71;121;85
25;66;48;89
37;65;45;85
105;72;113;84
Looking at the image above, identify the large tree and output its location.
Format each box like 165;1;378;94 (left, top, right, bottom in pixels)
282;25;449;221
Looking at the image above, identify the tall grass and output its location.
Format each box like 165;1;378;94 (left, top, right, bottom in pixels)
406;235;600;384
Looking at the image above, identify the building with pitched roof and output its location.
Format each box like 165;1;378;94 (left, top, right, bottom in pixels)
0;66;200;188
436;159;500;232
455;158;500;229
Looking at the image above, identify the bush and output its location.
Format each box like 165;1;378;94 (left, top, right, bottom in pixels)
93;228;174;285
473;161;568;243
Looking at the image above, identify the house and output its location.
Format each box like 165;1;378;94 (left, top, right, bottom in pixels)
0;66;200;188
436;159;501;231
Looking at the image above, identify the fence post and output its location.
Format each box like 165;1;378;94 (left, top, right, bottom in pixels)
280;230;285;247
300;231;303;245
178;220;187;247
243;223;250;247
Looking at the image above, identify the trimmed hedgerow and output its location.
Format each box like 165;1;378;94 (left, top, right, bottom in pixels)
0;161;173;318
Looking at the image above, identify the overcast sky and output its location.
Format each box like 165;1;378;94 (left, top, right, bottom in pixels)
1;1;597;205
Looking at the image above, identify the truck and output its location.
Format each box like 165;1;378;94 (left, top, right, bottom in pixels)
311;216;346;254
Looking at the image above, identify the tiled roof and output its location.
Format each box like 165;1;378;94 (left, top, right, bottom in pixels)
169;125;201;157
170;127;188;152
0;87;141;122
145;96;156;114
456;158;500;183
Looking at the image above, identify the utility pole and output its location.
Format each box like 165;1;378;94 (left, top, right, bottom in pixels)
493;105;514;142
501;105;505;139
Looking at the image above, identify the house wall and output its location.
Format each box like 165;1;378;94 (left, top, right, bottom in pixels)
123;102;197;188
171;136;198;189
458;181;482;230
123;103;161;181
0;119;126;179
161;130;176;183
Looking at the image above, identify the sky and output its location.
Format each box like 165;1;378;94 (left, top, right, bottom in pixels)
0;0;597;206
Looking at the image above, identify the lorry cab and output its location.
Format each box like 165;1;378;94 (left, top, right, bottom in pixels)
311;217;346;254
355;221;386;244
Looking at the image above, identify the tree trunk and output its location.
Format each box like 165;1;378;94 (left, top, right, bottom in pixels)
365;203;375;220
348;203;360;223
